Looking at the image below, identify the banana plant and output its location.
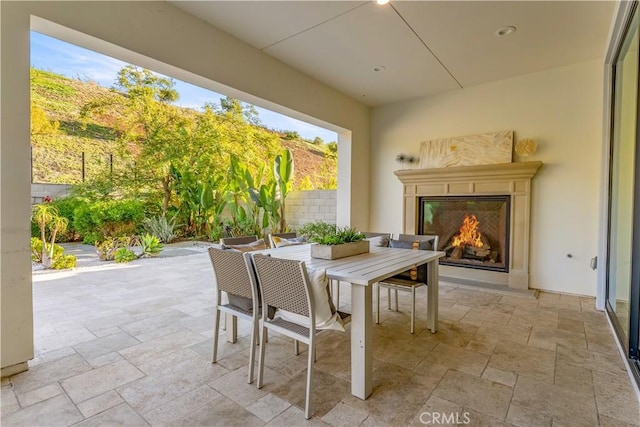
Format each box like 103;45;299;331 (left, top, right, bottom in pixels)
226;156;249;230
172;166;226;237
249;180;280;231
200;180;227;237
226;156;260;236
244;164;265;235
274;148;294;232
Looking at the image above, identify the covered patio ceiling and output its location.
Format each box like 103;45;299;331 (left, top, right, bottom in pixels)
171;1;615;106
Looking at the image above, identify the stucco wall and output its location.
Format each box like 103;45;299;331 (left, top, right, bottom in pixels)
1;1;369;373
370;60;604;296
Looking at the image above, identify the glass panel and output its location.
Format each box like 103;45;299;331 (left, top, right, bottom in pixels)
608;8;638;339
420;195;510;272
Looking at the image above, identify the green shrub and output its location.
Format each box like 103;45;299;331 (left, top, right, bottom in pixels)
31;221;41;239
283;130;300;140
74;199;144;243
298;221;337;242
208;221;224;242
140;233;163;257
223;218;258;240
49;196;88;242
114;247;137;263
51;254;77;269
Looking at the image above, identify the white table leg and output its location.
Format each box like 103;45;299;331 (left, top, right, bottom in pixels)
427;260;439;333
350;283;372;399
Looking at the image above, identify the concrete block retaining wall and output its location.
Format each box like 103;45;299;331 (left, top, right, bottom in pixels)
31;183;71;205
285;190;336;229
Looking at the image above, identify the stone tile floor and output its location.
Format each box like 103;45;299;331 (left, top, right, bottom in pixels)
3;251;640;426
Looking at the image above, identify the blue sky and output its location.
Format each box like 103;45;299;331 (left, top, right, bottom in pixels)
30;31;337;143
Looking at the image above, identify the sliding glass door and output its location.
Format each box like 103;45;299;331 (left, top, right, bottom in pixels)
607;3;640;375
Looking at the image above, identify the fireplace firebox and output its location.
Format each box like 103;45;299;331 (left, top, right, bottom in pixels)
418;195;510;273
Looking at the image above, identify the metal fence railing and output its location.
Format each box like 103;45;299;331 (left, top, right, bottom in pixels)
31;146;119;184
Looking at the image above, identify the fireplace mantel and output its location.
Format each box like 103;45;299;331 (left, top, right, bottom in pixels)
395;161;542;290
395;161;543;183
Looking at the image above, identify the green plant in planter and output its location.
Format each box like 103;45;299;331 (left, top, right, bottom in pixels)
314;227;365;245
299;222;365;245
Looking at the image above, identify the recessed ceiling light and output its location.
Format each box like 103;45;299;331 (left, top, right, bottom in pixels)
373;65;386;72
376;0;390;5
495;26;517;37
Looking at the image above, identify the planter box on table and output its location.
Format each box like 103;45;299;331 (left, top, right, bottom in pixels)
310;240;370;260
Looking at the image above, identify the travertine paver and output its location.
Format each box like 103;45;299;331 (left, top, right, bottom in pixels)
60;359;144;403
1;251;638;426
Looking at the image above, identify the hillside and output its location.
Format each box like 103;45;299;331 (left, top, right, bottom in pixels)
30;68;336;189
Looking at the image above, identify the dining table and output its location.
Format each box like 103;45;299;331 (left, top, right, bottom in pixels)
260;243;444;400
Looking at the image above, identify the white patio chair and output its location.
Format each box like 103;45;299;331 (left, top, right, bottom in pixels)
207;247;261;384
250;253;342;419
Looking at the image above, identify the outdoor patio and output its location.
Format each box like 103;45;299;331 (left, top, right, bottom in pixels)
2;248;639;426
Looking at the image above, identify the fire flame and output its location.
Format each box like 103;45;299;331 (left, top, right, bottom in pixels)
451;214;484;248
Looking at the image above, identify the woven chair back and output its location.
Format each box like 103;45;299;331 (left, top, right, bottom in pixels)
220;235;258;246
252;254;310;317
208;247;254;300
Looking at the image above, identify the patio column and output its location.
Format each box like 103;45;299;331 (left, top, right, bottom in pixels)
1;3;34;377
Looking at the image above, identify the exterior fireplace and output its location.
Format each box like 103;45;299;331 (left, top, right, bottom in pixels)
395;161;542;291
419;195;510;273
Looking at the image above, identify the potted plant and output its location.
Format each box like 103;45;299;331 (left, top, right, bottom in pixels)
299;222;369;260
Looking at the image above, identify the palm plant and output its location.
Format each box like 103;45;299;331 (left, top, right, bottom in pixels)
31;204;68;268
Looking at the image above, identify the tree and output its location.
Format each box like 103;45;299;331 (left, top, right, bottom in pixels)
80;67;285;238
112;65;187;214
284;130;300;140
327;141;337;154
220;97;261;126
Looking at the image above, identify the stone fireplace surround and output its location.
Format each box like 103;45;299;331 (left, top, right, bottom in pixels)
395;161;542;291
